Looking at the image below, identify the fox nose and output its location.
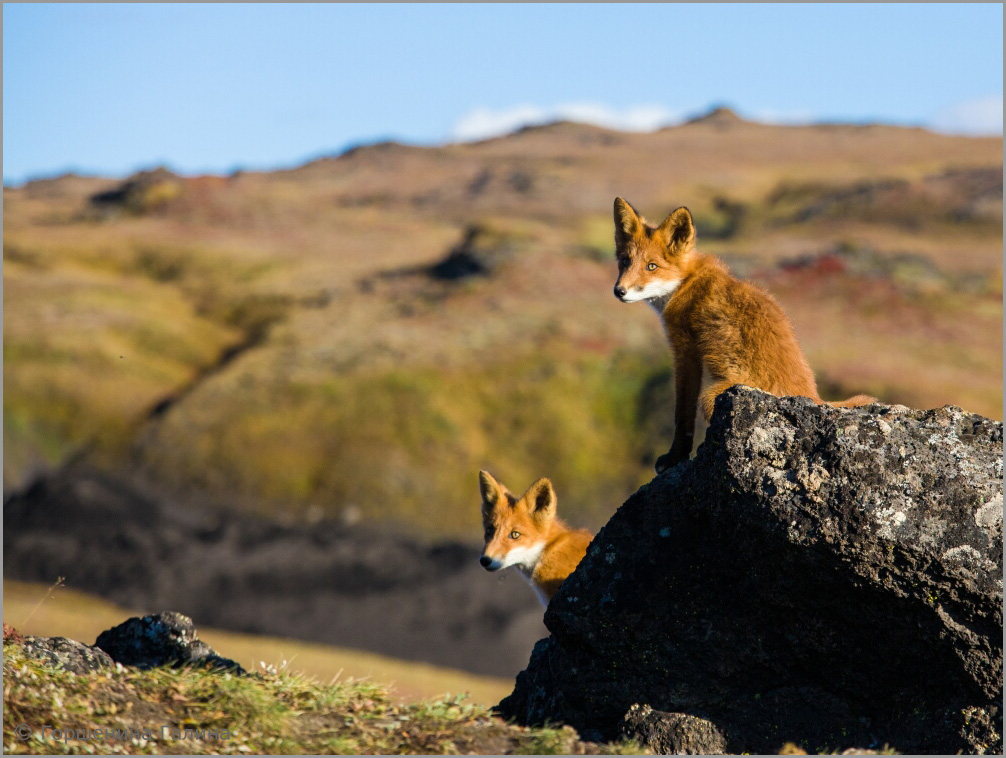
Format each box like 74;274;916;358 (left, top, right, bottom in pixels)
479;555;492;569
614;285;627;299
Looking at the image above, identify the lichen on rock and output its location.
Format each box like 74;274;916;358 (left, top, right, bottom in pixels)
19;635;114;674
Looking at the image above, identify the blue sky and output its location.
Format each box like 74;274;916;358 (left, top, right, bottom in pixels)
3;3;1002;185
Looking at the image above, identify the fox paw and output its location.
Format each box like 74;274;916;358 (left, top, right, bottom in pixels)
654;450;688;474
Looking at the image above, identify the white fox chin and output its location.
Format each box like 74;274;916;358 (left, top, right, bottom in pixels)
485;541;547;575
619;278;681;303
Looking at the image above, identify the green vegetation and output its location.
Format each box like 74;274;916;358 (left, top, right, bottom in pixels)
3;643;643;755
0;227;295;493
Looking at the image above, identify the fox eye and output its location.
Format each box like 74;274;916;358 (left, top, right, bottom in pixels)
646;262;658;271
618;256;629;267
509;530;521;539
484;527;494;540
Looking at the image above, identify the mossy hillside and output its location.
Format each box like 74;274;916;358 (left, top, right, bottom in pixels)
133;343;675;536
3;643;643;755
2;256;242;490
6;206;999;535
1;230;301;492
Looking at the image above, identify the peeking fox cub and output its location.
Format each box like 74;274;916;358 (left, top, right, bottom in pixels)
478;470;593;605
613;197;874;473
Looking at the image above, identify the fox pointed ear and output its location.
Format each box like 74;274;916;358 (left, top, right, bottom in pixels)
613;197;643;243
479;470;504;506
656;206;696;253
524;477;557;524
479;470;509;523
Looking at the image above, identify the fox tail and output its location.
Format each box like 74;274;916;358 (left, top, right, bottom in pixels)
825;394;876;408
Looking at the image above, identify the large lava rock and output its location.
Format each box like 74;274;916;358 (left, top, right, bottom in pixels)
497;386;1003;754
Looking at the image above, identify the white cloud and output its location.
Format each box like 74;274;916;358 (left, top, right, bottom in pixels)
450;102;682;142
747;107;817;126
930;95;1003;136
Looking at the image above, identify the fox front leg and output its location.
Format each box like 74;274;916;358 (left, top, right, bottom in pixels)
656;337;702;474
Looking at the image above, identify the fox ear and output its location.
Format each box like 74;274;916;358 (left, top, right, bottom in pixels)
613;197;643;243
524;478;557;523
656;206;696;253
479;470;509;524
479;470;504;507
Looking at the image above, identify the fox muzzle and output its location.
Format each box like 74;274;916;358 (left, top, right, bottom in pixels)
480;555;502;571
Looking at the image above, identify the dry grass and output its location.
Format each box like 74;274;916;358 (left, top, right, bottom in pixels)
3;641;644;754
2;580;513;707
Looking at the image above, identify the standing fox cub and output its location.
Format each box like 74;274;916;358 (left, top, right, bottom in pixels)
613;197;874;473
478;470;593;605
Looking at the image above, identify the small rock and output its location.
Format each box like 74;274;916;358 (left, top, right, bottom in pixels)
95;611;245;673
20;635;114;674
621;703;728;754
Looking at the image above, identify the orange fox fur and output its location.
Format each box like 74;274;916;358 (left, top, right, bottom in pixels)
612;197;874;473
478;470;593;605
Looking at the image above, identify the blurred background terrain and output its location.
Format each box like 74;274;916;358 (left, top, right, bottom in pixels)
5;116;1002;519
3;3;1002;701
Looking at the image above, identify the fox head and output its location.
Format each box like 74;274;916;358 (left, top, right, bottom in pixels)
478;470;556;573
612;197;697;307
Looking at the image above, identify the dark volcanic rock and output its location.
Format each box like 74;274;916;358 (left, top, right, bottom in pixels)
20;635;114;674
621;703;728;755
95;612;245;673
498;386;1003;754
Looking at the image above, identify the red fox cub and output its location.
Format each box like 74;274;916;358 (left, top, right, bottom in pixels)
612;197;874;474
478;470;593;605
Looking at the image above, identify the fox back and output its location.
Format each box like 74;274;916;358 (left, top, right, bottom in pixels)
478;470;592;605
